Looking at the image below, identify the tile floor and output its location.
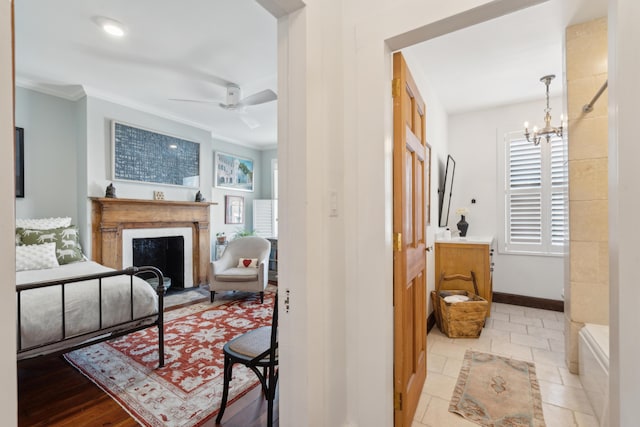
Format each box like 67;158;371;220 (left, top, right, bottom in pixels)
413;302;599;427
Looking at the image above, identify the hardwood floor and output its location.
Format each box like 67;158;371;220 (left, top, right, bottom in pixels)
18;354;278;427
18;294;279;427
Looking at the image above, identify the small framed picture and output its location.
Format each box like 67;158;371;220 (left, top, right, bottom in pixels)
225;195;244;224
15;127;24;198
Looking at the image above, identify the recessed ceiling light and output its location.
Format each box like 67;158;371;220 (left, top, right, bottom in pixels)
169;144;178;149
94;17;126;38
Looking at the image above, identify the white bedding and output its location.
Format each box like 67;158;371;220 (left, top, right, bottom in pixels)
16;260;159;353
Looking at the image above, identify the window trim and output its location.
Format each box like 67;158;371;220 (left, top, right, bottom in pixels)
497;131;567;257
272;158;278;200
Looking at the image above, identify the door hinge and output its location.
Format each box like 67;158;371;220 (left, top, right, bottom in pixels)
394;391;403;410
392;78;401;98
395;232;402;252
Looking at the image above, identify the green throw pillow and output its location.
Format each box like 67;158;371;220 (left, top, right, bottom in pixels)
19;225;83;265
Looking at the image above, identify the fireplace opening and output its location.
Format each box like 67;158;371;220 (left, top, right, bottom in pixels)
132;236;185;289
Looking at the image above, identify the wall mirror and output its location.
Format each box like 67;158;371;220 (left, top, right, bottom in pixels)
438;155;455;227
225;195;245;224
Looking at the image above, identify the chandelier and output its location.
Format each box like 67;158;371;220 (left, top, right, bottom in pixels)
523;74;563;145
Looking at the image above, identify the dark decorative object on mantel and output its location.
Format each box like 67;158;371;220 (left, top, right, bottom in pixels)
195;191;205;202
457;215;469;237
105;183;116;198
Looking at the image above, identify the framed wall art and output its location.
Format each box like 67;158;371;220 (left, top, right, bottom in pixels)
215;152;254;192
225;195;244;224
112;121;200;188
15;127;24;198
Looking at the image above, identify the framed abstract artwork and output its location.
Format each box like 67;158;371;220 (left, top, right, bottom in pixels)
112;121;200;188
215;152;254;192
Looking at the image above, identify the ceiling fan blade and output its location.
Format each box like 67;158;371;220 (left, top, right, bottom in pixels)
238;113;261;130
168;98;221;104
239;89;277;107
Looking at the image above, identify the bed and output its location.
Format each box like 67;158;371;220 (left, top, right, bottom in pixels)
15;217;166;367
16;261;165;367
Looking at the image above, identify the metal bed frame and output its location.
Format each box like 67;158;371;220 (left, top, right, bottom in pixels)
16;265;165;367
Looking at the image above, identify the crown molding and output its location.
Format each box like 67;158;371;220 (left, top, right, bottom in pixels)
15;77;86;101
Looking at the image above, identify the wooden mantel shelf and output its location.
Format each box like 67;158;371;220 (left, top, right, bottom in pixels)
90;197;215;287
90;197;218;207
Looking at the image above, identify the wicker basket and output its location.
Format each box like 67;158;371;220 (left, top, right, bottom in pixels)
431;271;488;338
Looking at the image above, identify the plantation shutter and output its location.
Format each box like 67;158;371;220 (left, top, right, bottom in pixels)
550;138;567;246
508;140;542;246
253;199;277;238
504;136;566;254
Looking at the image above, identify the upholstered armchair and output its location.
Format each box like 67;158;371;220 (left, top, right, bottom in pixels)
209;236;271;303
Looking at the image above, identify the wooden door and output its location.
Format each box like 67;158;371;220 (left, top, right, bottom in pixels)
392;52;428;426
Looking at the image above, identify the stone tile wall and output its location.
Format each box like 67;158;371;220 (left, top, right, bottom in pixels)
564;16;608;373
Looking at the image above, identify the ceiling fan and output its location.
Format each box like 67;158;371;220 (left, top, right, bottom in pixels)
169;84;277;129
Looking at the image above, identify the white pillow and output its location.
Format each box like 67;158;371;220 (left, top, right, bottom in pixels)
237;258;258;268
16;242;60;271
16;217;72;230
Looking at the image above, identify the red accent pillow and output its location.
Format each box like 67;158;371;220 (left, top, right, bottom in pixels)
237;258;258;268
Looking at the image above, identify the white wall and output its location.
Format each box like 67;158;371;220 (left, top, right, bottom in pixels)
260;148;277;198
14;87;79;220
447;97;564;300
0;0;17;422
609;0;640;425
276;1;546;426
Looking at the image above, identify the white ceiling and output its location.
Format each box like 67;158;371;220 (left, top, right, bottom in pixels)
14;0;278;149
15;1;607;148
404;0;607;115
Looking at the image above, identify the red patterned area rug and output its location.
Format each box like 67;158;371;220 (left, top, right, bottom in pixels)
449;350;546;427
64;292;274;427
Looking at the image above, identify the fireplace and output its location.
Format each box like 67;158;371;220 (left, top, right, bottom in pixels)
123;227;193;288
133;236;184;287
91;197;213;287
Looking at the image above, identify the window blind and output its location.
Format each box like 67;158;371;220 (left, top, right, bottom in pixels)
508;140;542;245
253;199;278;238
505;136;566;254
550;137;567;246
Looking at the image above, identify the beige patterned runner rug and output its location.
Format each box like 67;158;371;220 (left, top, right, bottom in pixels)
449;350;546;427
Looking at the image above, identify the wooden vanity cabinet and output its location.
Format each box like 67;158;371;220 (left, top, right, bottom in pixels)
435;240;494;316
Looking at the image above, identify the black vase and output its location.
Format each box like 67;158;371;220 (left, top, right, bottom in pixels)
457;215;469;237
